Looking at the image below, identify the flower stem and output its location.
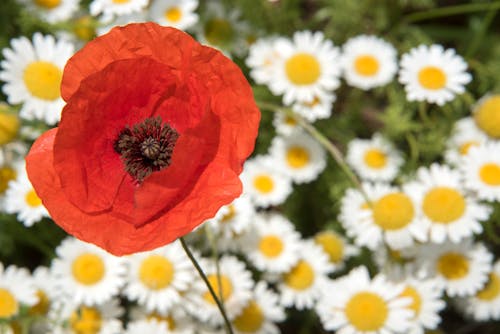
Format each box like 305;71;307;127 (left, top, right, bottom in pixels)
402;1;500;24
179;237;234;334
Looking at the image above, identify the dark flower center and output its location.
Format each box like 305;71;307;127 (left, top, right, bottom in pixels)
114;116;179;183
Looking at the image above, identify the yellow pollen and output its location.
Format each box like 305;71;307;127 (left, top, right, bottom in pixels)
459;141;479;155
314;231;344;263
71;253;105;285
285;53;321;85
233;301;264;332
354;55;380;76
0;288;19;318
29;290;50;316
253;174;274;194
220;204;236;223
25;189;42;207
73;16;96;42
139;255;175;290
422;187;466;223
203;275;233;305
373;192;414;230
0;167;16;195
418;66;447;90
476;273;500;301
345;292;388;331
400;285;422;317
474;95;500;139
205;19;234;47
303;96;321;108
363;148;387;169
70;307;102;334
437;252;470;280
284;260;315;290
479;163;500;186
259;235;284;258
112;0;130;3
165;7;182;22
286;146;310;169
0;112;19;145
284;115;297;126
23;61;62;101
34;0;61;9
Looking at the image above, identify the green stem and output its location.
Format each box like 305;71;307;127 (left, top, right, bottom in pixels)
204;225;225;311
402;1;500;23
465;5;498;58
179;237;234;334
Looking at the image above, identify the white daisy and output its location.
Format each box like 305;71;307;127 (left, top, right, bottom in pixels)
124;241;195;314
96;12;147;36
17;0;79;23
291;90;335;122
0;160;22;210
472;93;500;140
346;133;404;182
232;281;285;334
206;194;255;240
268;131;326;184
271;111;301;137
313;230;359;270
416;240;492;297
90;0;148;22
444;117;489;166
268;30;341;105
0;33;74;124
125;319;170;334
399;44;472;105
129;307;195;334
340;34;398;90
278;240;333;310
406;163;491;243
0;263;38;319
240;155;293;208
149;0;198;30
242;213;301;274
51;237;127;306
246;37;285;85
461;142;500;201
317;266;414;334
29;266;59;316
4;166;49;227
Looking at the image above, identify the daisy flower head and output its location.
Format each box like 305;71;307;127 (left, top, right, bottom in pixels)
473;93;500;140
268;30;341;105
416;240;492;297
240;155;293;207
96;12;147;36
149;0;198;30
407;163;491;243
124;241;195;314
232;281;285;334
4;166;49;227
0;263;38;319
317;266;414;334
130;307;195;334
246;37;285;85
444;117;489;166
272;111;300;137
242;213;301;274
0;159;23;209
125;319;170;334
90;0;148;22
461;141;500;201
290;90;335;122
206;194;255;240
278;240;333;310
0;33;74;124
340;34;398;90
29;266;59;318
269;131;326;184
17;0;79;23
399;44;472;105
51;237;127;306
314;230;359;270
346;133;404;182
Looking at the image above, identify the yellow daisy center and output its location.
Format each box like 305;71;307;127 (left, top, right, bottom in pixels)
70;307;102;334
418;66;447;90
165;6;182;22
284;115;297;126
29;290;50;316
0;112;19;145
286;146;310;169
0;288;19;318
284;260;315;291
479;163;500;186
363;148;387;169
474;95;500;139
23;61;62;101
139;255;175;290
437;252;470;280
73;16;96;42
259;235;284;258
9;322;22;334
285;53;321;85
476;272;500;301
314;231;344;263
112;0;130;4
422;187;466;224
354;55;380;76
253;174;274;194
400;285;422;317
0;166;17;195
71;253;106;285
25;189;42;207
147;313;176;330
205;19;234;47
220;204;236;223
459;141;479;155
373;192;414;230
204;274;233;305
233;301;264;332
345;292;388;331
34;0;61;9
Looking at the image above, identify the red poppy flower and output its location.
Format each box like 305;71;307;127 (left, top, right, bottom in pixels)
26;23;260;256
